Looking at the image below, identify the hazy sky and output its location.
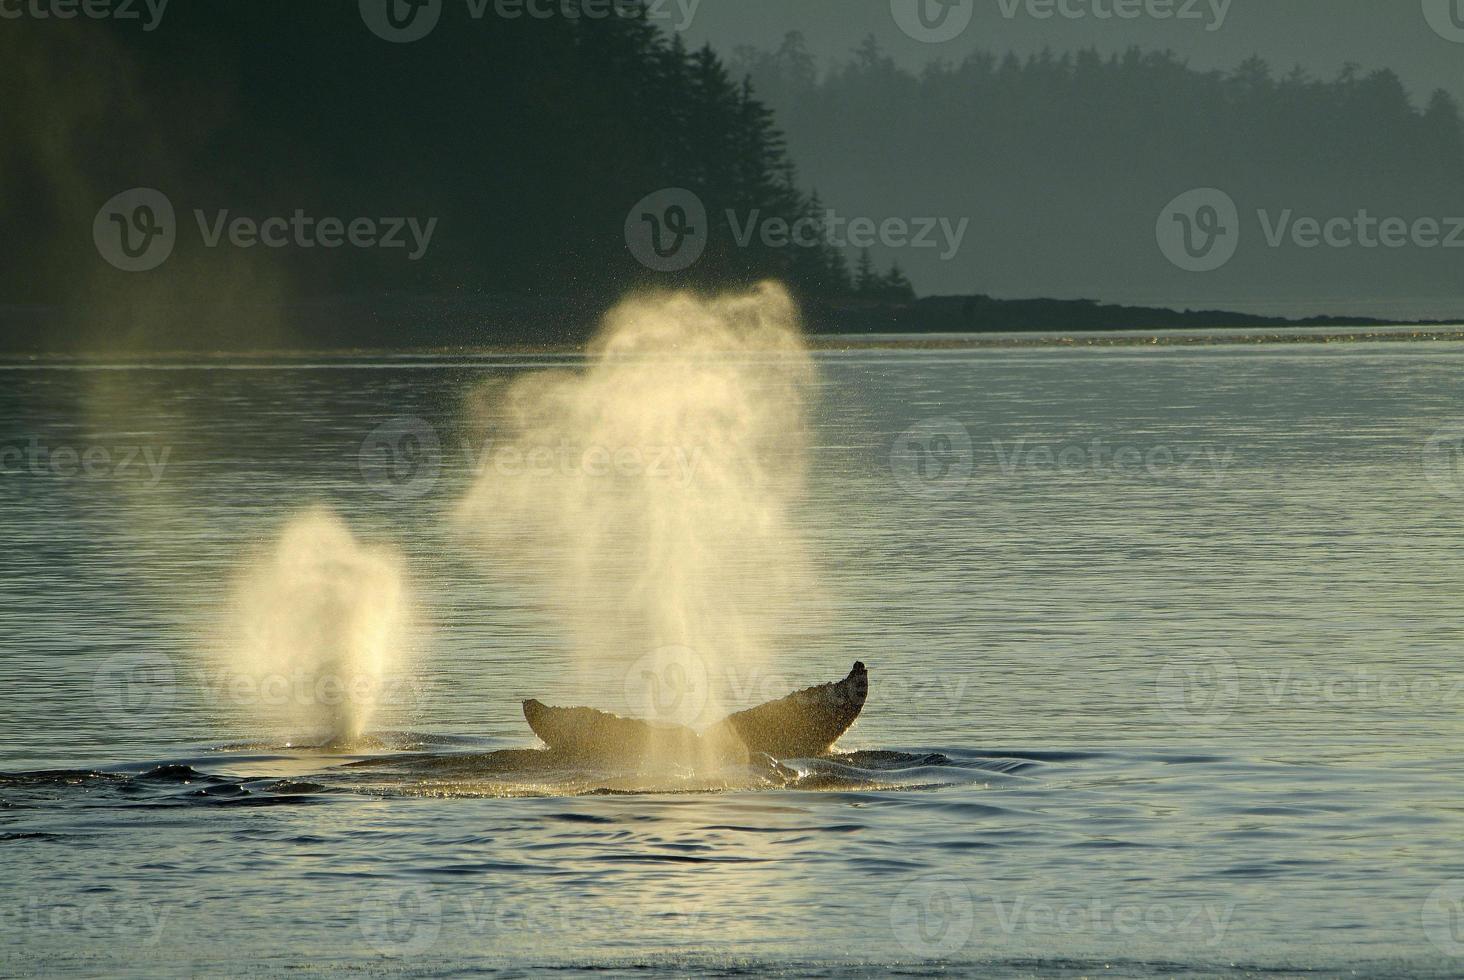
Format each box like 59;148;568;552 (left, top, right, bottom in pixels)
684;0;1464;108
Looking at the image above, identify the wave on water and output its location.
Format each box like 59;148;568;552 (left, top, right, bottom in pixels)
0;764;331;810
0;744;1032;806
333;747;982;797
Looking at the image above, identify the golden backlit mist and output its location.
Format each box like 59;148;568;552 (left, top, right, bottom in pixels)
221;507;413;744
457;282;819;734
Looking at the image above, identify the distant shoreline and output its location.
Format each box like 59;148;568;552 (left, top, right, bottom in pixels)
2;292;1461;356
811;325;1464;350
3;325;1463;365
806;293;1460;337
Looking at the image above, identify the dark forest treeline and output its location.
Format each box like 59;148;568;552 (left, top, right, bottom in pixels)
0;2;884;349
731;35;1464;310
6;11;1464;349
734;35;1464;180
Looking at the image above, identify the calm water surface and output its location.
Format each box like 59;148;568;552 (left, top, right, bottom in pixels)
2;341;1464;977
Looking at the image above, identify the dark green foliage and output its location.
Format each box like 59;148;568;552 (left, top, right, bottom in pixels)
0;1;859;326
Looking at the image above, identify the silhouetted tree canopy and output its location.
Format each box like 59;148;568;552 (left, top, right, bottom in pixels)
0;1;870;348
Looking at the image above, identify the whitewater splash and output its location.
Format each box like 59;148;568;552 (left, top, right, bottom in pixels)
220;507;413;744
456;282;818;744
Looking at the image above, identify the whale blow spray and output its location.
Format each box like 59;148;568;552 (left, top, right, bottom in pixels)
457;282;818;738
224;507;413;744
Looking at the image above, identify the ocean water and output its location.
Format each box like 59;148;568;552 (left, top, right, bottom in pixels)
3;340;1464;977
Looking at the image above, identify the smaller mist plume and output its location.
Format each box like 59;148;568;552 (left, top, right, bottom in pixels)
222;507;413;745
456;281;818;730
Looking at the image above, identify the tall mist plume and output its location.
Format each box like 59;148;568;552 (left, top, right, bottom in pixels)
456;282;819;729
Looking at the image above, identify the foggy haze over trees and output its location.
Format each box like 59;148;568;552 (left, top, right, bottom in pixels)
731;33;1464;318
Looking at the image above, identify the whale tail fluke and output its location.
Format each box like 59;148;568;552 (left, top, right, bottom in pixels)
522;661;868;763
704;661;867;757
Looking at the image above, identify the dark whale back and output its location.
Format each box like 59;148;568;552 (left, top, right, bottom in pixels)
521;699;707;762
